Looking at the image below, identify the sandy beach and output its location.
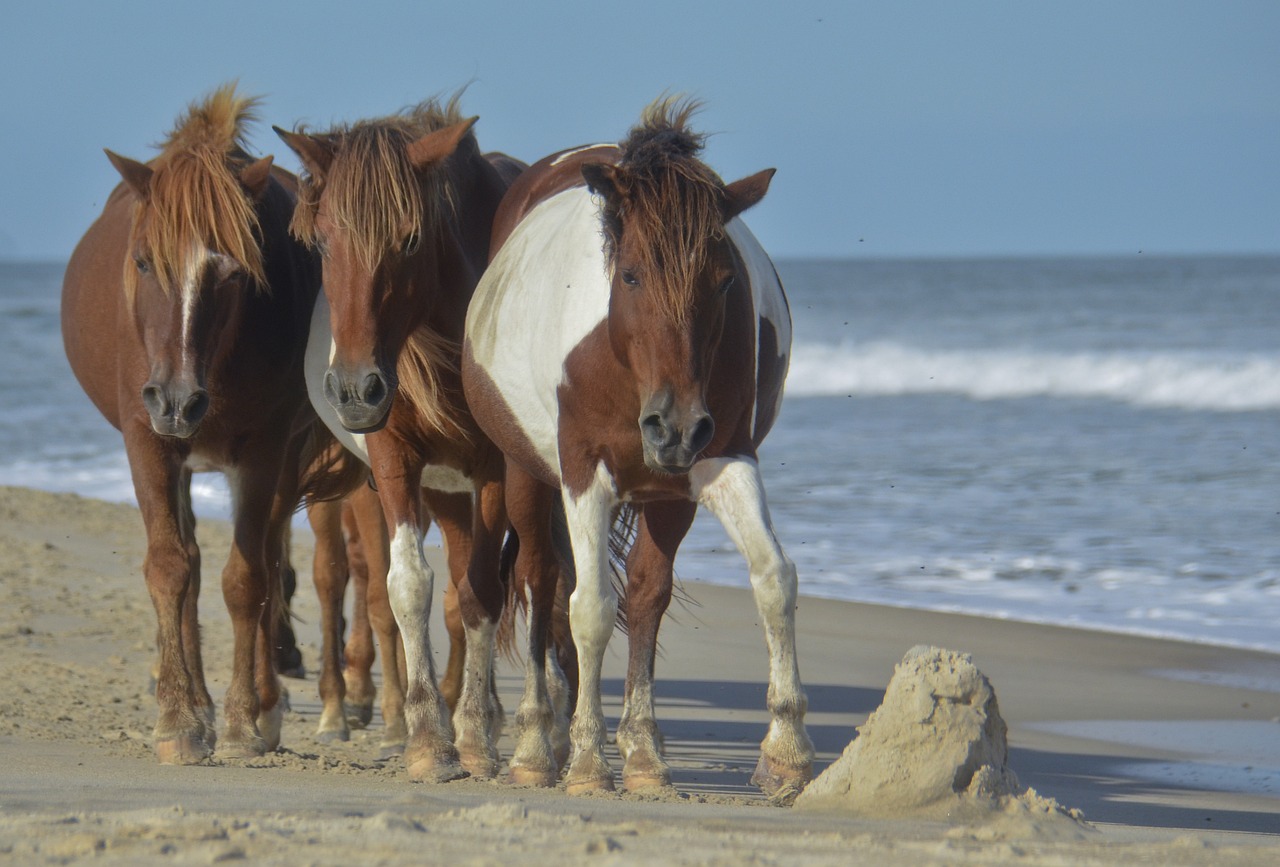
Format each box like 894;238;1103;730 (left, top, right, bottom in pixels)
1;484;1278;864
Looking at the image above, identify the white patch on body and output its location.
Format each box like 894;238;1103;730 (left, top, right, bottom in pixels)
466;187;613;475
725;219;791;439
551;143;618;166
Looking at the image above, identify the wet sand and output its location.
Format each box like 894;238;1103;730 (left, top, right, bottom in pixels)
1;485;1277;864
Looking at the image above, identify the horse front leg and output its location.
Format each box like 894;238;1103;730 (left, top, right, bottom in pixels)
561;463;621;794
218;451;288;758
370;440;464;782
127;429;210;764
617;500;695;792
690;456;814;803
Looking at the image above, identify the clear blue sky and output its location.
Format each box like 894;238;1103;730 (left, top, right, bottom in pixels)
3;1;1276;260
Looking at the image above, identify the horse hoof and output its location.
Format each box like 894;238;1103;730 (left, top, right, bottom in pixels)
217;736;267;760
564;774;615;795
407;755;469;784
344;701;374;729
459;752;499;780
316;728;350;745
623;772;672;792
750;754;811;804
508;766;558;788
154;735;211;765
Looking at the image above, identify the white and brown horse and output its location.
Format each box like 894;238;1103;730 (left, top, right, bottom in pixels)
463;99;814;799
61;86;322;763
275;98;529;780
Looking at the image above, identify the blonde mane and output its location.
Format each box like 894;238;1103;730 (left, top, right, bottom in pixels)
125;83;268;299
604;96;728;326
290;96;467;272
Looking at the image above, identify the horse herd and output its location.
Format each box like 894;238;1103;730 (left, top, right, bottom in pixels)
59;84;814;802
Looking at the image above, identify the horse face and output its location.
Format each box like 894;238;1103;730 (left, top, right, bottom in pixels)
585;163;775;474
305;207;411;433
276;119;475;434
110;151;268;439
606;235;736;474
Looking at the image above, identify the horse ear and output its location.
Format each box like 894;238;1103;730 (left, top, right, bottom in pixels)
239;155;274;200
722;168;776;221
581;163;628;204
105;149;153;201
405;117;479;170
273;126;334;177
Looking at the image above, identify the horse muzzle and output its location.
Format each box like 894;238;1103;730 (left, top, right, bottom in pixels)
639;392;715;475
141;380;209;439
324;364;394;433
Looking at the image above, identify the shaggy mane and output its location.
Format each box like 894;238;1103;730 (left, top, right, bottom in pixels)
126;83;268;299
604;96;728;325
290;96;468;272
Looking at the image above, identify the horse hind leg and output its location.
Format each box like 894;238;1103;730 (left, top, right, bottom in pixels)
340;493;377;729
307;497;351;743
347;485;406;757
691;457;814;803
504;468;566;787
431;485;505;780
616;501;694;792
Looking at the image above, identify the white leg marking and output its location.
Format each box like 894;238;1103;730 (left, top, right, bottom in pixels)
562;463;620;789
690;457;813;788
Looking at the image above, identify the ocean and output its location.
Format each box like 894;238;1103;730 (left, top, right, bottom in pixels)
4;256;1278;653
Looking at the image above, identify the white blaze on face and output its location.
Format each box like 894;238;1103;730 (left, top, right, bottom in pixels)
177;244;212;358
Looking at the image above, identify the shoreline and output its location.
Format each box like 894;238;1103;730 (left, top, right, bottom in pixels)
2;484;1278;864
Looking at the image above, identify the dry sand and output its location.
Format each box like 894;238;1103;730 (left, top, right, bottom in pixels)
1;484;1278;864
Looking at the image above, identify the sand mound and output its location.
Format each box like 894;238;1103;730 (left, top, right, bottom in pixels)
796;645;1089;834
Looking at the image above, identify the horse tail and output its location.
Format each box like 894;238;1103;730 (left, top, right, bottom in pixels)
295;419;369;508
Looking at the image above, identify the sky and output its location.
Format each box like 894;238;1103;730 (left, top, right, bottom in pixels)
2;1;1277;260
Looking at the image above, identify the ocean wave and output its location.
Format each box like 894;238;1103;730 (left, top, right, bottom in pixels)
786;341;1280;411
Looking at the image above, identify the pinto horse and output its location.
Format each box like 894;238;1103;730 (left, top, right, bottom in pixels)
274;98;530;781
61;86;322;762
463;99;815;798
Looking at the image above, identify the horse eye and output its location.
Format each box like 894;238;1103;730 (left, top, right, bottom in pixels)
134;256;150;275
403;232;422;256
719;275;736;294
621;270;640;287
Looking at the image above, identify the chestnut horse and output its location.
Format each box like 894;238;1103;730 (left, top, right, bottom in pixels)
462;100;814;798
274;98;531;781
61;86;321;762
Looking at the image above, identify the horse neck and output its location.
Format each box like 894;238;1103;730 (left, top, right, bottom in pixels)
410;149;508;339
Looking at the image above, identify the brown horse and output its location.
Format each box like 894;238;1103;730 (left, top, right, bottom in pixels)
274;97;530;781
61;85;322;763
463;99;814;799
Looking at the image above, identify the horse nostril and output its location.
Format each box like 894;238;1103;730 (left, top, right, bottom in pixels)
361;372;387;407
182;389;209;424
640;412;667;447
323;369;344;406
687;415;715;454
141;383;169;418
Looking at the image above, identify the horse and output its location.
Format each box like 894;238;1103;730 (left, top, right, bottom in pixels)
61;85;322;763
462;98;815;799
274;97;537;781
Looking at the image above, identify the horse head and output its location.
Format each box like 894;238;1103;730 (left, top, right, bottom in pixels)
106;112;273;439
580;103;774;474
276;108;477;434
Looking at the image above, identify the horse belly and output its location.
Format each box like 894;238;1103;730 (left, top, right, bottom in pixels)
466;188;612;482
